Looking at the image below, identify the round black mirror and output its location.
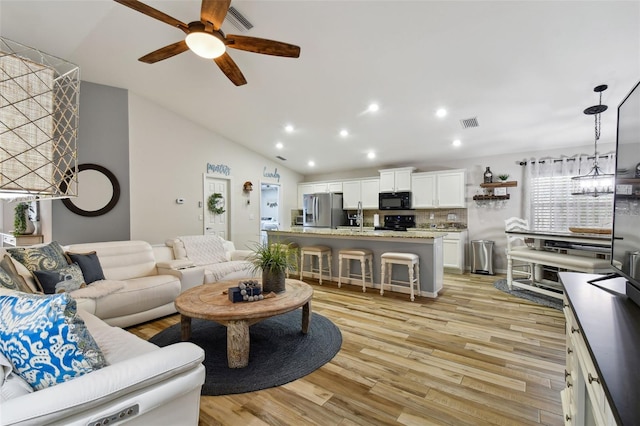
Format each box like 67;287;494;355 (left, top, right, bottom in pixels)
61;164;120;217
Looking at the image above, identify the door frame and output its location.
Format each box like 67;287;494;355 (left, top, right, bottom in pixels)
259;181;282;243
203;174;232;238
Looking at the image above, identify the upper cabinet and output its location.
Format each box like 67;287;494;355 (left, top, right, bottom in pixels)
379;167;415;192
342;178;380;209
412;169;466;208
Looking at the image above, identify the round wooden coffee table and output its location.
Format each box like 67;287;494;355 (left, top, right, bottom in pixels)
174;278;313;368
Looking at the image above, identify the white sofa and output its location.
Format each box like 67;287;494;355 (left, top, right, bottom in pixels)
165;235;257;284
1;241;204;328
0;290;205;426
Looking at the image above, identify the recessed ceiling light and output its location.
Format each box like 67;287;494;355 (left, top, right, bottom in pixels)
368;103;379;112
284;124;294;133
452;139;462;147
340;129;349;137
436;108;447;118
367;152;376;159
275;142;283;149
308;160;315;167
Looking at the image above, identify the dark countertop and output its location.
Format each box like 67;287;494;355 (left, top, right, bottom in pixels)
560;272;640;425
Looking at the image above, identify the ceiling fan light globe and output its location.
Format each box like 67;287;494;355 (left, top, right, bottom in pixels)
185;32;226;59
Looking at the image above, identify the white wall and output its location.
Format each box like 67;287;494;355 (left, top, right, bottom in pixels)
127;93;303;249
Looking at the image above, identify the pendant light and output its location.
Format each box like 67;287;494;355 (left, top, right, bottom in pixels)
571;84;614;197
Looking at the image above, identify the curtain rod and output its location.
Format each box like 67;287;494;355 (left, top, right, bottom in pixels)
518;153;615;166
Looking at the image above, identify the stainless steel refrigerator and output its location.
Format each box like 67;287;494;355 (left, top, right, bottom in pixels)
303;192;347;228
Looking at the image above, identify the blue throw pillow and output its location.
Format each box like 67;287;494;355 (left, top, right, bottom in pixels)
0;255;32;293
7;241;68;273
0;292;106;390
65;252;105;284
32;263;85;294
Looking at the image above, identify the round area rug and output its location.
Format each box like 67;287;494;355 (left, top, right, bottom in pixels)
149;310;342;396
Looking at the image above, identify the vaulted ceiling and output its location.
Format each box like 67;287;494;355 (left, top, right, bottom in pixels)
1;1;638;175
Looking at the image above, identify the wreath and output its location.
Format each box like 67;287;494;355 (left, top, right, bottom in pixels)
207;193;226;215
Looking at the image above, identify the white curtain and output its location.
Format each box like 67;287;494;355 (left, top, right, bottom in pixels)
523;153;615;231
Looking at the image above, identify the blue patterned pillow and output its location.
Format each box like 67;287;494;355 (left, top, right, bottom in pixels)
0;255;32;293
32;263;86;294
7;241;68;273
0;292;106;390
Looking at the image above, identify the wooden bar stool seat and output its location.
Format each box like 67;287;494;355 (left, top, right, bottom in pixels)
299;245;332;285
380;252;420;301
338;248;374;292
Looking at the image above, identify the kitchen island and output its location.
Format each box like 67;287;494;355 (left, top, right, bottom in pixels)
267;228;445;298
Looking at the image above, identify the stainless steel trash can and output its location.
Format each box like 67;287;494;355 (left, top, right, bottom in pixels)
471;240;494;275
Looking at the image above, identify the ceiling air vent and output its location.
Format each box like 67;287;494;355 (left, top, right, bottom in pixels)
225;6;254;33
276;155;287;161
460;117;479;129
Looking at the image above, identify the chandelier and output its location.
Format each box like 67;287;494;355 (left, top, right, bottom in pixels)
571;84;614;197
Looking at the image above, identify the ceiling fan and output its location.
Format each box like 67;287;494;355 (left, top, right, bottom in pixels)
114;0;301;86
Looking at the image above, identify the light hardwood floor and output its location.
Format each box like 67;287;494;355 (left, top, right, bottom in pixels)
127;273;566;425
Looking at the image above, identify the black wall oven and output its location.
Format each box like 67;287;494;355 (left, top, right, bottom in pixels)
379;192;412;210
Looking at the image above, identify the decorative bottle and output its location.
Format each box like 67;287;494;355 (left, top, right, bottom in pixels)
483;167;493;183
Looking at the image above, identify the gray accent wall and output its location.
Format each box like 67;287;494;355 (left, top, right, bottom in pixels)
52;82;130;244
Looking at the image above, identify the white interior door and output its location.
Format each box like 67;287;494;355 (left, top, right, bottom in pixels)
204;176;229;239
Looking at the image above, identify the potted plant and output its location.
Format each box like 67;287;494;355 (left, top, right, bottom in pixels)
249;241;297;294
13;202;34;235
498;174;510;182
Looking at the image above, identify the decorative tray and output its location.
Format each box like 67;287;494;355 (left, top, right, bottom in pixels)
568;227;612;234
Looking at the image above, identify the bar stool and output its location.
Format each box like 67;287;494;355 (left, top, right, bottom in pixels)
380;252;420;301
337;248;373;292
299;245;332;285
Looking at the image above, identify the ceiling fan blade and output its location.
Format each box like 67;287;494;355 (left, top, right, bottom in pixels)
214;53;247;86
200;0;231;30
114;0;188;33
226;35;300;58
139;40;189;63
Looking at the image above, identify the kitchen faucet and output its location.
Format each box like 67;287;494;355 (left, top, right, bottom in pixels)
356;201;364;233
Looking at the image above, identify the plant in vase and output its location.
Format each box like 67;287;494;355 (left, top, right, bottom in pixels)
248;241;297;294
498;174;510;182
13;202;34;235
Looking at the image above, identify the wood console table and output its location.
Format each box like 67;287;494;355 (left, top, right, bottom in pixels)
1;232;44;247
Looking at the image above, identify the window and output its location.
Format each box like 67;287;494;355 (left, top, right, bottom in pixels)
526;155;615;231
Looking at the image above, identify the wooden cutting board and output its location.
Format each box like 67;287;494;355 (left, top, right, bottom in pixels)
569;227;612;234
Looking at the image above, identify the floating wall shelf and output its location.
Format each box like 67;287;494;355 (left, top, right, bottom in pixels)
479;180;518;188
472;194;510;201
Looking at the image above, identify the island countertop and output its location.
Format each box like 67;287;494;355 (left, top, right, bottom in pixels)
276;228;446;240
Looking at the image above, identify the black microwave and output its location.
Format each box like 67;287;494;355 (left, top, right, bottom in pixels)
379;192;412;210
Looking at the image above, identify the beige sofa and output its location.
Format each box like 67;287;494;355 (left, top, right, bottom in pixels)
165;235;257;284
1;240;204;328
0;288;205;426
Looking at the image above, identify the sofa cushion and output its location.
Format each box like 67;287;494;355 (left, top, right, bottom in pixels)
65;251;106;284
0;255;32;294
93;274;180;319
177;235;227;266
32;263;86;294
0;292;106;390
69;280;125;299
65;241;157;281
6;241;68;273
1;352;33;402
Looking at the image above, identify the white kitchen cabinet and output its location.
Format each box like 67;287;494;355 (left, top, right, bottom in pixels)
411;173;437;208
437;170;466;207
379;167;414;192
297;183;314;209
342;180;361;209
342;178;379;209
361;178;380;209
412;169;466;208
328;181;343;193
441;230;467;273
